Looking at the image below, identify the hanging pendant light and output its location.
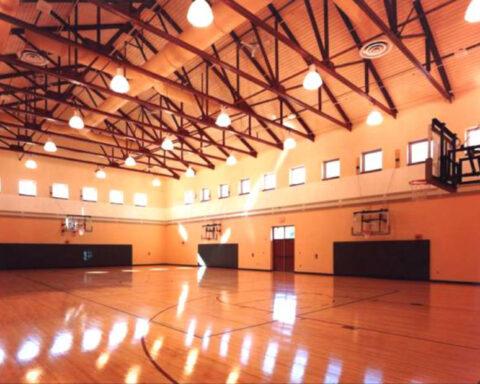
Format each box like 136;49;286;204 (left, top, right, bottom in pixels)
303;64;323;91
187;0;214;28
465;0;480;23
226;154;237;166
69;110;84;130
95;168;107;179
125;154;136;167
185;167;195;178
43;138;57;153
366;108;384;126
152;178;161;187
25;158;37;169
110;68;130;94
216;107;231;127
161;137;175;151
283;137;297;151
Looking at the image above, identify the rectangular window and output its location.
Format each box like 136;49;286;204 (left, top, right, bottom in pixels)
184;190;195;205
51;183;69;199
81;187;98;202
239;178;250;195
362;149;383;173
272;225;295;240
466;127;480;147
263;173;276;191
408;139;430;165
201;188;210;202
323;159;340;180
19;179;37;196
219;184;230;199
109;190;124;205
133;193;148;207
289;166;306;186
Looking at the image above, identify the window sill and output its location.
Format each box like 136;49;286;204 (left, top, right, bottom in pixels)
239;192;250;196
408;161;426;166
323;176;340;181
218;196;230;199
262;188;275;192
361;168;383;174
289;182;305;187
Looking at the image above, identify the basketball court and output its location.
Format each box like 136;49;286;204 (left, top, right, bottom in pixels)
0;0;480;383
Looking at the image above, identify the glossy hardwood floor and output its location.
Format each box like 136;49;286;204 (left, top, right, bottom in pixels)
0;266;479;383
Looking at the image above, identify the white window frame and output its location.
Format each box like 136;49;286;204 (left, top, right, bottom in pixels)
408;139;431;165
466;127;480;147
323;159;340;180
51;183;69;199
19;179;37;197
81;187;98;202
133;192;148;207
289;166;306;186
109;190;124;205
361;149;383;173
184;190;195;205
218;184;230;199
239;178;250;195
201;188;211;202
263;173;276;191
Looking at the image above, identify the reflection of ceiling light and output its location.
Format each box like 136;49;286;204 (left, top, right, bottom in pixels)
95;168;106;179
152;178;161;187
226;154;237;166
303;64;323;91
43;138;57;153
110;68;130;94
69;110;84;130
216;108;231;127
161;137;174;151
465;0;480;23
185;167;195;178
366;108;384;126
187;0;214;28
283;137;297;151
25;159;37;169
125;155;136;167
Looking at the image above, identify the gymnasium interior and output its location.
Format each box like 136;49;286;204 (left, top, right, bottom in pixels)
0;0;479;383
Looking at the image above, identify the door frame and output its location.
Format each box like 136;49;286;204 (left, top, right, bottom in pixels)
271;225;295;272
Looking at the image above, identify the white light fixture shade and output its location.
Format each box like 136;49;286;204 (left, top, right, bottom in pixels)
69;110;84;130
303;64;323;91
284;137;297;151
152;178;161;187
95;168;107;179
185;167;195;178
216;108;231;127
465;0;480;22
125;155;136;167
366;108;384;126
110;68;130;94
161;137;174;151
43;139;57;153
187;0;214;28
226;154;237;166
25;159;37;169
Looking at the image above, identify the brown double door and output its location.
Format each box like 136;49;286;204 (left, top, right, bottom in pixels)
272;225;295;272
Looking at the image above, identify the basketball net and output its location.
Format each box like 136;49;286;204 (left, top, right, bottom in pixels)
409;179;429;200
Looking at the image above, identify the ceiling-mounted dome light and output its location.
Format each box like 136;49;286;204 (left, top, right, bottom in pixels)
152;178;161;187
466;0;480;22
95;168;106;179
43;138;57;153
187;0;214;28
161;137;174;151
366;108;384;126
69;110;84;130
226;154;237;166
303;64;323;91
283;137;297;151
110;68;130;94
216;107;231;127
25;158;37;169
124;154;136;167
185;167;195;178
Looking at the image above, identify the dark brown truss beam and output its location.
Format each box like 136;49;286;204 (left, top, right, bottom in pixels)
350;0;452;101
88;0;347;133
217;0;396;117
0;55;261;156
